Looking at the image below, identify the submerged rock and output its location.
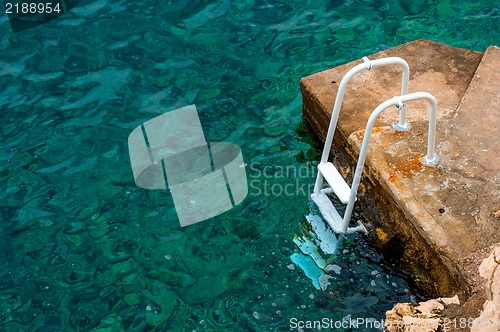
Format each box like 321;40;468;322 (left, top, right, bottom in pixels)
146;268;194;288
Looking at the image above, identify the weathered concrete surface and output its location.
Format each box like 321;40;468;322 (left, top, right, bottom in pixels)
301;40;500;299
301;40;483;144
442;46;500;183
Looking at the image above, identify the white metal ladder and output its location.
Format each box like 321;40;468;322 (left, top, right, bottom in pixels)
311;57;439;234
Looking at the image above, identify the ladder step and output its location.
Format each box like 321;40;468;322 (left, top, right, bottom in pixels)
317;162;351;204
311;191;343;233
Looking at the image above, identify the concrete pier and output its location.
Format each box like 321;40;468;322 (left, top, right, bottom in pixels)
300;40;500;299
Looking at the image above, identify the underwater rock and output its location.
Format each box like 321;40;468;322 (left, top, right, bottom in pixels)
48;190;76;213
141;284;178;325
90;314;126;332
123;293;140;306
96;260;136;287
178;277;222;307
111;260;136;277
343;294;379;314
397;0;425;15
222;268;251;291
146;268;194;288
145;310;165;327
96;184;122;200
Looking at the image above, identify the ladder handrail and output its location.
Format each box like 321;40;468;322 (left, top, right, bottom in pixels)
319;56;410;166
340;92;439;233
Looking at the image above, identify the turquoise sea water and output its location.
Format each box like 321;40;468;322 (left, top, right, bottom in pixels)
1;0;499;331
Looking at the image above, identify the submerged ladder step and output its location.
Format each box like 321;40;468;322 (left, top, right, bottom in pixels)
311;190;368;235
311;191;344;233
317;162;351;204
